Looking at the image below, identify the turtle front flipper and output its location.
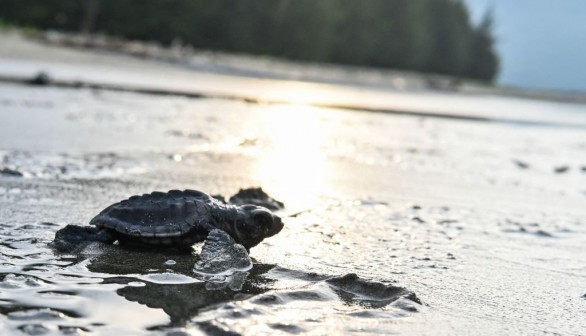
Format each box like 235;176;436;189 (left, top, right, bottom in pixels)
193;229;252;276
52;224;116;252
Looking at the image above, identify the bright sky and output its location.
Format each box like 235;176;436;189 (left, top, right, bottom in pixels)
466;0;586;92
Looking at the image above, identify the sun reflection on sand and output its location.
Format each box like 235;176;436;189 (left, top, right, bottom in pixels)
254;104;333;209
257;81;348;106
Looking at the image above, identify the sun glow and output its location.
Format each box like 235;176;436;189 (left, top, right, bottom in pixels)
257;81;347;107
254;104;332;209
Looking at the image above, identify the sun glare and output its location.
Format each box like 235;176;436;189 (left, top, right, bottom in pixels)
254;104;333;209
257;81;346;106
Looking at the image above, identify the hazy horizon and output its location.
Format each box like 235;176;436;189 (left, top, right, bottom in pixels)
466;0;586;93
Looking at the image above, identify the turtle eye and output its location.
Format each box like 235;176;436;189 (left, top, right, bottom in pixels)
238;221;248;229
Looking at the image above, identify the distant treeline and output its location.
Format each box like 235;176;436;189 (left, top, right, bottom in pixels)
0;0;499;81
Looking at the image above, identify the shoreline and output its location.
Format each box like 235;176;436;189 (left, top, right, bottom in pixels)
9;28;586;105
1;29;585;129
3;74;586;130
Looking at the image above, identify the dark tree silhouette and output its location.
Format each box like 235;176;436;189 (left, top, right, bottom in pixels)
0;0;500;81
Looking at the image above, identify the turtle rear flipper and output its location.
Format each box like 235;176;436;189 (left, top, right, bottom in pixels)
52;224;115;252
193;229;252;276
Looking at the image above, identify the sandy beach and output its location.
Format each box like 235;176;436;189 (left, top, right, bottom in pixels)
0;30;585;335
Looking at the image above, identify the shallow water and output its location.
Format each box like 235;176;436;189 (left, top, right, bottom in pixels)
0;83;585;335
0;207;421;335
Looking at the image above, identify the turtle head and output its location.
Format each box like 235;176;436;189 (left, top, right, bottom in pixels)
233;205;284;249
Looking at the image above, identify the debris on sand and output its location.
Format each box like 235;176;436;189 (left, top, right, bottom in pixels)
28;72;52;86
228;187;285;210
512;159;530;169
0;167;23;177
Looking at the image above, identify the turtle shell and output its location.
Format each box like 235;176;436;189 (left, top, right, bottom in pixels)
90;189;218;246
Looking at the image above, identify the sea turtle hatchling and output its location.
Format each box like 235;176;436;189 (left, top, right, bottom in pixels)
53;189;284;253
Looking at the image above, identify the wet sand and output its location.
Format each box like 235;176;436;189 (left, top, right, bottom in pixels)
0;31;585;335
